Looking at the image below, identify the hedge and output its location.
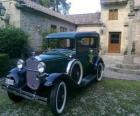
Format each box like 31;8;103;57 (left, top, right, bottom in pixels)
0;26;28;58
0;54;9;77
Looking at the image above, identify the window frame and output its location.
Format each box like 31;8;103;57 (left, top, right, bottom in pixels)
109;9;118;20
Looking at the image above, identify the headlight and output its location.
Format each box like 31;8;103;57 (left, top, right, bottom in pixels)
38;62;46;73
17;59;24;69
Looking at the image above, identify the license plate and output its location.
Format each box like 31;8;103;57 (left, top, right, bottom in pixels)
5;78;14;86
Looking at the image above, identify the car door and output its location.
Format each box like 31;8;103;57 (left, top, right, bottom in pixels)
76;37;93;75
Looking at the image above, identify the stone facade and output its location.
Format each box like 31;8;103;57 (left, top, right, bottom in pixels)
0;0;76;51
75;0;140;55
20;10;75;51
101;0;130;54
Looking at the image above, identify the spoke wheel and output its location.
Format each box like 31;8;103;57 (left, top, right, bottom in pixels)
96;63;104;81
71;64;81;84
69;61;83;85
50;81;67;115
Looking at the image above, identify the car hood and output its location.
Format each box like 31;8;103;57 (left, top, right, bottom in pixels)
34;49;76;62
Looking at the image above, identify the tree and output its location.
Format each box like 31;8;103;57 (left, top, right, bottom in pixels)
40;0;71;14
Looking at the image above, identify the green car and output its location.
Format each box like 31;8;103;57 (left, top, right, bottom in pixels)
3;32;105;115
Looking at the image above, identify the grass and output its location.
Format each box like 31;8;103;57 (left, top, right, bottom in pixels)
0;79;140;116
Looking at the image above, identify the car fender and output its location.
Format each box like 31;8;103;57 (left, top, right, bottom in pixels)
7;68;26;86
44;73;69;87
93;56;105;69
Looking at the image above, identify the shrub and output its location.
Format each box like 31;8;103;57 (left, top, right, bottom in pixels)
0;26;28;58
0;54;9;77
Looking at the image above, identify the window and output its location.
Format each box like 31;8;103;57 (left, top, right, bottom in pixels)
110;33;120;44
60;27;67;32
80;38;94;46
51;25;57;32
109;9;118;20
77;37;97;51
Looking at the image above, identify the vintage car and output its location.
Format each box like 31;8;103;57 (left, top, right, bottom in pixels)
2;32;105;115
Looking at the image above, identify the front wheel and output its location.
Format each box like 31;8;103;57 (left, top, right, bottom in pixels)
8;92;23;103
50;81;67;115
96;63;104;81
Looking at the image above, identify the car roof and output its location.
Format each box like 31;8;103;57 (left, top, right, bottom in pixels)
46;32;100;40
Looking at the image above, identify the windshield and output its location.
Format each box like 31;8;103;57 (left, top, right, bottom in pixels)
47;39;75;50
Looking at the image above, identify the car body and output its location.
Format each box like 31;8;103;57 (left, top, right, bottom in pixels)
2;32;105;115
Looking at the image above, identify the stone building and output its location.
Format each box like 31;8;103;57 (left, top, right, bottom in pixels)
0;0;140;55
0;0;76;51
71;0;140;55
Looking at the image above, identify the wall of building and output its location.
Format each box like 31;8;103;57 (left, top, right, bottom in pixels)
20;10;76;51
101;3;130;54
0;0;76;52
0;0;21;28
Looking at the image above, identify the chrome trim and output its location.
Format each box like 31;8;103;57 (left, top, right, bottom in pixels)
35;56;42;61
66;59;77;75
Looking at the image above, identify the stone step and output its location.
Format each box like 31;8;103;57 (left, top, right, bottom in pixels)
116;63;140;70
108;66;140;75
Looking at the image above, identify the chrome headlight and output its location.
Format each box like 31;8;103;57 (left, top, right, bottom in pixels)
38;62;46;73
17;59;24;69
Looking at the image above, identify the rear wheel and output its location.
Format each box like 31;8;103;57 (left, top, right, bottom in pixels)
70;61;83;85
96;63;104;81
8;92;23;103
50;81;67;115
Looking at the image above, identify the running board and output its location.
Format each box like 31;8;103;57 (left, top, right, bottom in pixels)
80;74;96;87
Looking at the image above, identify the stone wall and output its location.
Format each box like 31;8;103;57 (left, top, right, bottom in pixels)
20;10;76;51
0;0;20;28
0;0;76;52
101;2;130;54
134;10;140;55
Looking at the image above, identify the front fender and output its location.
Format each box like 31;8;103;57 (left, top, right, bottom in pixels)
7;68;26;86
44;73;69;87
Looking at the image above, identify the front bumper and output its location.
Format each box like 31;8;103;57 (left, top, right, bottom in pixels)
2;84;48;104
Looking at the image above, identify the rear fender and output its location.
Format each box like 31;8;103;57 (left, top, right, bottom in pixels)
93;57;105;69
44;73;69;87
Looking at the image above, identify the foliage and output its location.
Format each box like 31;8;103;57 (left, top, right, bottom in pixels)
0;54;9;77
0;26;28;58
40;0;71;14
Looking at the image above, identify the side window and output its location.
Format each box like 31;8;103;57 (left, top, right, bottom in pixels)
77;38;96;51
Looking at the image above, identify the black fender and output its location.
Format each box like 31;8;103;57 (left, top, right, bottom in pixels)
44;73;70;87
93;56;105;70
7;68;26;87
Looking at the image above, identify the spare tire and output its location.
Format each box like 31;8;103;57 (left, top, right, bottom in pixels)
67;60;83;85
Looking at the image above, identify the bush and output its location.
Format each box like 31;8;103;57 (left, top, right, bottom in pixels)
0;54;9;77
0;26;28;58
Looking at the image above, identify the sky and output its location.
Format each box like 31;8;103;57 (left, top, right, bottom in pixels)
67;0;101;14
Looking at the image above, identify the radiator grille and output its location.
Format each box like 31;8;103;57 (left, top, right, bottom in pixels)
26;58;40;90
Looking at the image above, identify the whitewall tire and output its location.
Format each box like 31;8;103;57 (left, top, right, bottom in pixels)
96;63;104;81
50;81;67;115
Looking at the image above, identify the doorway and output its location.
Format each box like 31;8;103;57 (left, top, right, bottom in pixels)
108;32;121;53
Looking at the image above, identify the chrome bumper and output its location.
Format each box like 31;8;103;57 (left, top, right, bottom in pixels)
2;84;48;104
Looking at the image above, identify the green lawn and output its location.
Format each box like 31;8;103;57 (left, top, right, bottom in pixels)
0;79;140;116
